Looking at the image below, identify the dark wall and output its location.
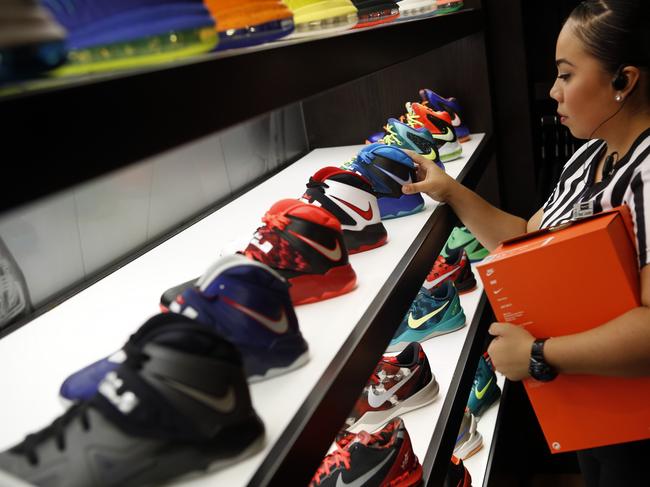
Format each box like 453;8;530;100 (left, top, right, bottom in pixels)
301;32;493;148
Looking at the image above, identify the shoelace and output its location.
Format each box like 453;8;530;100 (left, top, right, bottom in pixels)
261;211;290;231
12;344;150;465
380;124;403;146
312;444;351;484
403;110;424;130
314;430;388;483
426;255;448;281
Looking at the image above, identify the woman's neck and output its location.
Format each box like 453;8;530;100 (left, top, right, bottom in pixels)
601;109;650;157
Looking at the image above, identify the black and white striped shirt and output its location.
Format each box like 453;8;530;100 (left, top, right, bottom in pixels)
540;128;650;267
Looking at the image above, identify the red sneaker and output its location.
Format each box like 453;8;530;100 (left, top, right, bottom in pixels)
423;247;476;293
344;342;439;433
244;199;357;305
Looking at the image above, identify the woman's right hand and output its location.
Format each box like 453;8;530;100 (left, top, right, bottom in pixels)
401;150;455;203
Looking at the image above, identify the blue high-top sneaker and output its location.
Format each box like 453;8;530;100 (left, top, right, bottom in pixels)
342;143;425;219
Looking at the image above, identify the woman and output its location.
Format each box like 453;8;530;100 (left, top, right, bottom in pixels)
402;1;650;485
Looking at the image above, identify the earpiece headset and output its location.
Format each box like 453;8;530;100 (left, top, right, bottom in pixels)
612;65;629;91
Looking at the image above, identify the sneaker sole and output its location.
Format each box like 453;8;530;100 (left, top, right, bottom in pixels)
288;264;357;305
454;430;483;460
52;27;218;77
347;376;440;433
247;350;310;383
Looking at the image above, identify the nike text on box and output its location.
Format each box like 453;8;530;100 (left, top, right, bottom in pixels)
476;205;650;452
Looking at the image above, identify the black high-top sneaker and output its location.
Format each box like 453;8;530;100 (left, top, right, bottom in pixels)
0;313;264;487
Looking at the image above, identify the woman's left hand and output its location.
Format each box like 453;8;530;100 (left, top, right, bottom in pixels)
487;322;536;381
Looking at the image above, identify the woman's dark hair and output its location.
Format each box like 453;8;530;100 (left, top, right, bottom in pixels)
568;0;650;75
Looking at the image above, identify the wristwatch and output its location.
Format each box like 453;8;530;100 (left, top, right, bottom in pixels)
529;338;558;382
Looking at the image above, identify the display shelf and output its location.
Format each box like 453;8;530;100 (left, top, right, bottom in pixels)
0;8;483;216
0;134;489;486
400;267;485;463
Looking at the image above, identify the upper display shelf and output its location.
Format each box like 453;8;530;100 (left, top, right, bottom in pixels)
0;7;482;216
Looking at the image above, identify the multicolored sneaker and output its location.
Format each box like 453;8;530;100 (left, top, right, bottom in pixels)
454;408;482;460
244;199;357;305
436;0;463;15
301;167;388;254
61;255;309;402
42;0;218;76
405;102;462;162
445;455;472;487
467;352;501;417
0;0;67;82
310;418;423;487
442;226;489;262
4;313;265;487
344;342;439;433
396;0;437;19
387;281;465;353
423;247;476;293
419;88;471;142
342;143;424;220
204;0;294;49
283;0;358;37
379;117;443;168
351;0;400;29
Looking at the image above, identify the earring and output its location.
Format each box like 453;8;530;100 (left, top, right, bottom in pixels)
615;93;623;102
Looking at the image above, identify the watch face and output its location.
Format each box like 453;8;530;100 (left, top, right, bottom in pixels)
529;357;557;382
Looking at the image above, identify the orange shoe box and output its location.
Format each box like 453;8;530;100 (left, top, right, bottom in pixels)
476;206;650;453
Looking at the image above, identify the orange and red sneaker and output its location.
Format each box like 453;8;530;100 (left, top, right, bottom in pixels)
244;199;357;305
423;247;476;293
404;101;463;162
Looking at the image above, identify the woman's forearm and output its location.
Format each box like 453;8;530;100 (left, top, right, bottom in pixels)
443;181;528;251
543;306;650;376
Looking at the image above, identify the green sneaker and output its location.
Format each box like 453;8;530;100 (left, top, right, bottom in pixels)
441;226;489;262
467;352;501;417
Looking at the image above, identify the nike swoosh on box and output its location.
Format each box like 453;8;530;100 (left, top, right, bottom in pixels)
336;450;396;487
367;366;419;408
407;301;449;328
288;230;342;261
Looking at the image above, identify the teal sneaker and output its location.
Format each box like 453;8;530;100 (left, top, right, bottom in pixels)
467;352;501;417
387;281;466;353
441;226;489;262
